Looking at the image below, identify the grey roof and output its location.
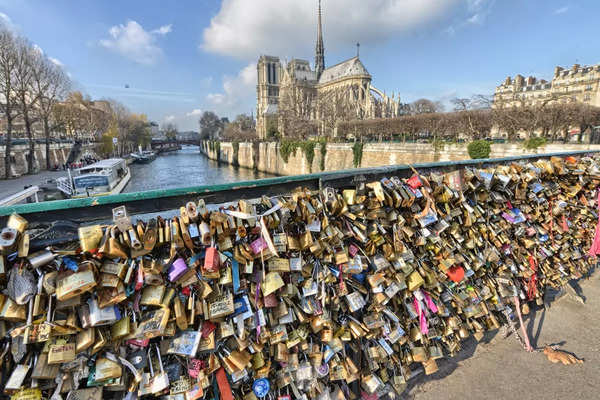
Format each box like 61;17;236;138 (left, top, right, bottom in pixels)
318;57;371;84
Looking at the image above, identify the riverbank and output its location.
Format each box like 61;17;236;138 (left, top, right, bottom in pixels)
0;147;275;203
201;140;600;176
0;141;98;178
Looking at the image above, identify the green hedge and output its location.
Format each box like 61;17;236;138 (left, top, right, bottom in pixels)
467;140;491;159
352;142;364;167
279;139;318;172
524;137;547;150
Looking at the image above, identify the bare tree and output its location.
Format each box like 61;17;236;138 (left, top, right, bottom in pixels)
222;114;258;141
317;87;357;138
107;99;131;155
278;80;316;139
0;27;20;178
409;98;443;115
471;94;493;109
162;122;177;140
12;36;40;174
31;53;70;169
199;111;223;139
53;92;88;138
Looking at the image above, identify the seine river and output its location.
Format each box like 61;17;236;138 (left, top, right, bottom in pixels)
123;146;273;193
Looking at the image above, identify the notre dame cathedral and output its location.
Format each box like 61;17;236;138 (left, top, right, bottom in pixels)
256;0;401;139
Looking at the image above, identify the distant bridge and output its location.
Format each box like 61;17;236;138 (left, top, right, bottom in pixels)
150;139;199;153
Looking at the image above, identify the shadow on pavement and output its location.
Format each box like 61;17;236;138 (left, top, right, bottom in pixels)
401;329;501;399
400;269;597;399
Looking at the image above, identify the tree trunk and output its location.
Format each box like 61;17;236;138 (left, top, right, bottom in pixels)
44;118;51;170
24;108;34;174
4;117;12;179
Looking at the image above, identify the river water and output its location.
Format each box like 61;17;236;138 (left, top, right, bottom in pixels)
123;146;273;193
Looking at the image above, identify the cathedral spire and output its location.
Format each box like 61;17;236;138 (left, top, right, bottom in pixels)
315;0;325;80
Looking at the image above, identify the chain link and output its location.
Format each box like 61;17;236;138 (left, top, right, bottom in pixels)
501;307;543;353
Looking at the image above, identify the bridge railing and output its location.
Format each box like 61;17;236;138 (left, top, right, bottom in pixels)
1;149;598;227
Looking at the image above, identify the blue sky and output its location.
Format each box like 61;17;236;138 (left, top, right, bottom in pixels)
0;0;597;131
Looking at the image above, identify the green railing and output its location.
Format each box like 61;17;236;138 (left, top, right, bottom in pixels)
1;149;598;226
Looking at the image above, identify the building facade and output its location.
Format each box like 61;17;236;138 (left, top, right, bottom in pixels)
494;63;600;108
256;1;401;138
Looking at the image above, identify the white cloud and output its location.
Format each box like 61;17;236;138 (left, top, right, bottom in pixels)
202;0;459;60
186;108;203;117
85;83;196;102
49;57;63;67
164;115;175;122
206;63;256;117
465;0;495;25
99;20;171;65
553;6;569;15
152;24;172;35
32;44;44;54
443;26;456;36
444;0;495;34
0;12;15;30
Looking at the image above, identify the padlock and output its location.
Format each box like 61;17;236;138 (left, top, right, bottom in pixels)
0;227;18;255
203;247;221;272
48;342;76;364
56;264;97;301
95;356;122;381
168;257;189;282
78;225;103;253
7;213;28;233
173;295;188;331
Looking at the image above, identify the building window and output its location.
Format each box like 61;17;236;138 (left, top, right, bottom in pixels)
584;94;591;101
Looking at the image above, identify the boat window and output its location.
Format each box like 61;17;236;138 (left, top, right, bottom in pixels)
73;175;109;188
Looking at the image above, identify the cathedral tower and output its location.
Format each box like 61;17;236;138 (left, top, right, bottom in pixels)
256;55;282;138
315;0;325;80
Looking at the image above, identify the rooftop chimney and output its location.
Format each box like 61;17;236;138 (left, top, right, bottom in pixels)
554;66;563;78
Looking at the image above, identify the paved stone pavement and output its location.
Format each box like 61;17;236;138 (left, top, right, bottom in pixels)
0;170;65;199
404;275;600;400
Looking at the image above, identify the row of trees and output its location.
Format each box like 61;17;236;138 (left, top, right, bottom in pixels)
0;26;71;177
198;111;257;142
337;95;600;143
53;91;152;157
0;24;155;177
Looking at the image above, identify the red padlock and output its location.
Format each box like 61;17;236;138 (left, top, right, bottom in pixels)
204;247;220;273
135;264;144;291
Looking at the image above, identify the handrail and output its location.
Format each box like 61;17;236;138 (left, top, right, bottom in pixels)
0;186;40;206
1;149;598;225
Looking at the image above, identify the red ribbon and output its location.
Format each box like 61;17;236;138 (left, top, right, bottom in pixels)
548;199;555;248
526;254;537;300
561;215;568;232
216;368;233;400
588;189;600;256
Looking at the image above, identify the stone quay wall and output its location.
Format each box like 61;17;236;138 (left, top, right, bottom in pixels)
0;142;97;178
201;141;600;176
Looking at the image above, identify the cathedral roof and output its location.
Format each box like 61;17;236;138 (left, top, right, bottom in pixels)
318;57;371;84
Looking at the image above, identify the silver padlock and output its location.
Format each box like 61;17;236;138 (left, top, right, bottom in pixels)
0;227;18;255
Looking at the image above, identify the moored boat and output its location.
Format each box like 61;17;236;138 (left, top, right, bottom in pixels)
131;150;157;164
55;158;131;198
